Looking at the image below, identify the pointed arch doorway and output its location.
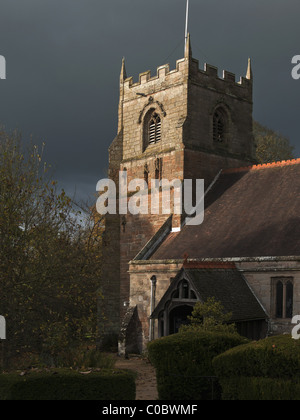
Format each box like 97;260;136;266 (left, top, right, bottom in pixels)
169;305;193;335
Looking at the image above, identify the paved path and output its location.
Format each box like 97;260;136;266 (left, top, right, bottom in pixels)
115;356;158;400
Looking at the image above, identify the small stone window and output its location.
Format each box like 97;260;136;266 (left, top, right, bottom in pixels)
275;280;283;318
272;277;294;319
144;163;149;185
213;108;228;143
155;158;163;180
176;280;197;300
182;280;189;299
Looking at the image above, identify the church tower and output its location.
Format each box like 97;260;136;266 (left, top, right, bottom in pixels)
99;35;255;350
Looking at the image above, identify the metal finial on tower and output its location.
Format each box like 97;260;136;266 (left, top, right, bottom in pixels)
185;0;189;50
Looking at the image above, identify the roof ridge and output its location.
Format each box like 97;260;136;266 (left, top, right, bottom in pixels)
222;158;300;174
183;260;236;269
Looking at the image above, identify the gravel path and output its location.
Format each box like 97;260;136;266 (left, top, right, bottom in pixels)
115;356;158;400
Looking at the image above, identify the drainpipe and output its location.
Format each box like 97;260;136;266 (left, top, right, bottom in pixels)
149;275;157;341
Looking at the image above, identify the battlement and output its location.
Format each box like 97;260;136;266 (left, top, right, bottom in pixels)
122;56;251;93
123;58;186;89
198;61;251;89
119;34;254;162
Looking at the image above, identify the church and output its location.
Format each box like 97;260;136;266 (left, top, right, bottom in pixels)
99;33;300;355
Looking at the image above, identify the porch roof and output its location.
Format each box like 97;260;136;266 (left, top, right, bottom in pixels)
151;266;267;322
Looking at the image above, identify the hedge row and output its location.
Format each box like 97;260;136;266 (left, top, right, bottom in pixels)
0;368;136;400
212;334;300;400
213;334;300;379
216;376;300;400
147;330;248;400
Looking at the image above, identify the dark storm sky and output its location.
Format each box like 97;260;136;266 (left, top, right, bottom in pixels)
0;0;299;202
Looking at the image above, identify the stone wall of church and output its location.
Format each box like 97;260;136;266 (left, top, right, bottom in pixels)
238;259;300;336
119;155;184;324
185;59;254;161
100;46;257;351
128;260;182;347
121;59;188;161
184;149;256;189
118;58;189;324
126;258;300;351
98;131;123;349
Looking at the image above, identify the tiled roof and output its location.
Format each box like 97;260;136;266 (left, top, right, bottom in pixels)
151;159;300;260
151;267;267;322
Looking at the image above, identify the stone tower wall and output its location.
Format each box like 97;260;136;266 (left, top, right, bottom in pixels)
100;38;255;351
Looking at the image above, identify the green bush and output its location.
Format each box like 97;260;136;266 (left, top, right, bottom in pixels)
0;368;136;400
147;330;248;400
8;348;116;371
213;334;300;379
216;376;300;400
44;347;116;370
213;334;300;400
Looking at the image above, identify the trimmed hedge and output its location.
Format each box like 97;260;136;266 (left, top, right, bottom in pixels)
0;368;136;400
215;376;300;400
147;330;248;400
212;334;300;400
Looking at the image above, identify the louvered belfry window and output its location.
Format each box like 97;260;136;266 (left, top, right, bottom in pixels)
213;108;227;143
148;112;161;145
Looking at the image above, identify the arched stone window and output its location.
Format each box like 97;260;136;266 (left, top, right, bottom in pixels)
182;280;189;299
144;109;161;150
213;107;228;143
155;158;162;180
286;281;294;319
273;277;294;319
275;280;283;318
144;163;149;185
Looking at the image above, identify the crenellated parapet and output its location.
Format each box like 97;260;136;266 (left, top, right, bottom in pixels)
121;53;252;103
121;58;187;97
118;33;255;162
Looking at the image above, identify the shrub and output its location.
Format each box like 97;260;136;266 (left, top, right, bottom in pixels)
215;376;300;400
5;348;116;371
42;347;116;370
147;330;248;400
213;334;300;400
180;297;237;335
0;368;136;400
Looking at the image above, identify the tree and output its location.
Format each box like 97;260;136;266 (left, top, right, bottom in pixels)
179;297;237;334
0;128;103;367
254;121;295;164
